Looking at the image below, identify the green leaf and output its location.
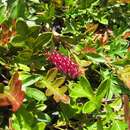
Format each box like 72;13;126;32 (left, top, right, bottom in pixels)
79;76;94;100
42;69;70;104
29;0;40;3
110;120;128;130
98;16;108;25
46;68;58;81
17;64;30;72
34;32;52;49
35;113;51;123
13;107;47;130
60;103;78;120
28;26;40;38
82;101;97;113
112;59;130;66
96;78;111;101
60;36;76;45
69;77;94;100
110;97;122;111
11;41;26;49
22;75;42;88
16;20;29;36
32;122;46;130
15;49;33;64
69;83;88;98
12;107;34;130
86;53;105;63
26;87;47;101
10;0;25;18
53;0;63;9
52;77;65;88
11;35;25;43
0;5;6;23
97;119;103;130
0;57;6;65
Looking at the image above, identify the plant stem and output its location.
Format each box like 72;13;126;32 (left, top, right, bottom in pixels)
123;94;130;130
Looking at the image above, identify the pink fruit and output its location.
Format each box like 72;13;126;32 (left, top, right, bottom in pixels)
46;50;80;79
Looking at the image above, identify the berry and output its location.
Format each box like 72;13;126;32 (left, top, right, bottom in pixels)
46;50;80;79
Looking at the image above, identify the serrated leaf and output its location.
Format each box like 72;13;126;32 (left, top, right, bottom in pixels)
12;107;33;130
79;76;94;100
96;78;111;101
26;87;47;101
60;103;78;119
69;83;91;99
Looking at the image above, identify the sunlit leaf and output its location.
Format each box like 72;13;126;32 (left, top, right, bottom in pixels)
96;78;111;101
0;5;6;24
53;0;63;9
110;120;128;130
82;101;97;113
86;53;105;63
86;23;98;33
79;76;94;100
69;77;94;100
118;66;130;89
22;74;42;88
41;69;70;104
52;77;65;88
26;87;47;101
46;68;58;81
45;89;53;96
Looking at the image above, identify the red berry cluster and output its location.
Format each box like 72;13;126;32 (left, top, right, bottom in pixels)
46;50;80;79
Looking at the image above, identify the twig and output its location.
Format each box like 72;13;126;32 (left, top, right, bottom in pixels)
122;94;130;130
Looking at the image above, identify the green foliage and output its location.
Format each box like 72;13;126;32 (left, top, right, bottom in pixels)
0;0;130;129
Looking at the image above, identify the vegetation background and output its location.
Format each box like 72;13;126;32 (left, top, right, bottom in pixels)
0;0;130;129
